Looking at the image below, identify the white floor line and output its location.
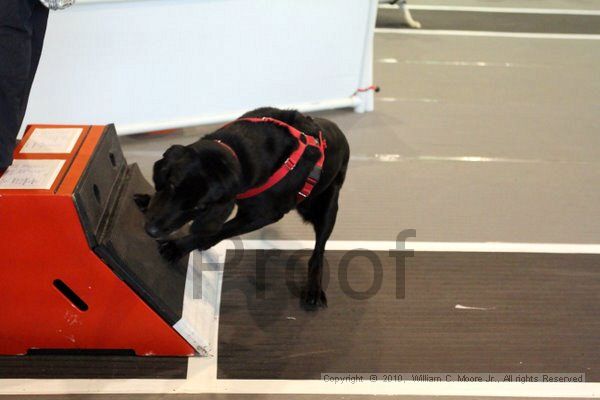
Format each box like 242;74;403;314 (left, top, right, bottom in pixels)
382;59;551;68
379;3;600;16
350;154;600;165
375;28;600;40
455;304;495;311
238;240;600;254
375;97;441;103
2;240;599;397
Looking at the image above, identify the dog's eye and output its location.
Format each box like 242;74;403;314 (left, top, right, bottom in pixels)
194;203;207;212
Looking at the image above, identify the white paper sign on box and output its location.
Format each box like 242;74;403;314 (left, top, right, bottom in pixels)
20;128;82;154
0;159;65;190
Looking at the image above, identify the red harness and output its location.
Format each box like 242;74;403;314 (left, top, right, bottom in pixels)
214;117;326;202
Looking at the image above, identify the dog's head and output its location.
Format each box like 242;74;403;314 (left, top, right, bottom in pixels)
143;144;240;238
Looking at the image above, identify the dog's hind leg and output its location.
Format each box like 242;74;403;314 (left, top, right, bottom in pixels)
297;182;342;310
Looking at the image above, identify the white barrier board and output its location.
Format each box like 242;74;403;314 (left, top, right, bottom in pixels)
22;0;377;135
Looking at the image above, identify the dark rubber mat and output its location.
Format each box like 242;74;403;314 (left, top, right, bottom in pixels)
377;9;600;34
3;396;583;400
217;250;600;380
0;352;187;379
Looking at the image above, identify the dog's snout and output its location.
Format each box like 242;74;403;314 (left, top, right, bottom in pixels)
145;223;161;238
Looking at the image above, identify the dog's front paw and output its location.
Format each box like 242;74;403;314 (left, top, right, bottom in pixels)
196;239;216;252
158;239;183;263
133;193;151;212
301;287;328;311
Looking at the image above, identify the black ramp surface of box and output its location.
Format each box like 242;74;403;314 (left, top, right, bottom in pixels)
73;126;188;325
74;125;127;247
94;164;188;325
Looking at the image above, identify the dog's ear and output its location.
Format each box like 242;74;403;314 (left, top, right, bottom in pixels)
152;157;168;190
209;156;241;201
153;145;190;190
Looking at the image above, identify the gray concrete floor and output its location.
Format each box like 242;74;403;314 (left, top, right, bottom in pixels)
120;20;600;245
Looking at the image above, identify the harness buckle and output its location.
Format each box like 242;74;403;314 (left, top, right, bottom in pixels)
284;158;296;170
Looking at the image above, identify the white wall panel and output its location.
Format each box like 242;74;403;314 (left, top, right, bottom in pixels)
22;0;377;135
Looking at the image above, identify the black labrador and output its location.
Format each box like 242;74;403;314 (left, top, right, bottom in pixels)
134;107;349;309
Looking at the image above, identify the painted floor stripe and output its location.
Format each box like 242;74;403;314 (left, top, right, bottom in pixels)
236;240;600;254
375;28;600;40
377;59;551;68
351;154;600;165
379;3;600;16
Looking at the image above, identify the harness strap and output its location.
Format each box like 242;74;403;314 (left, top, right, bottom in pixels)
296;130;326;202
214;117;326;202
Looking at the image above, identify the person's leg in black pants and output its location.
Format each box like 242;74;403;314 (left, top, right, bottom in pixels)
0;0;49;171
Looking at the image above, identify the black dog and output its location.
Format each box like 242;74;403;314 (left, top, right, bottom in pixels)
134;107;349;309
